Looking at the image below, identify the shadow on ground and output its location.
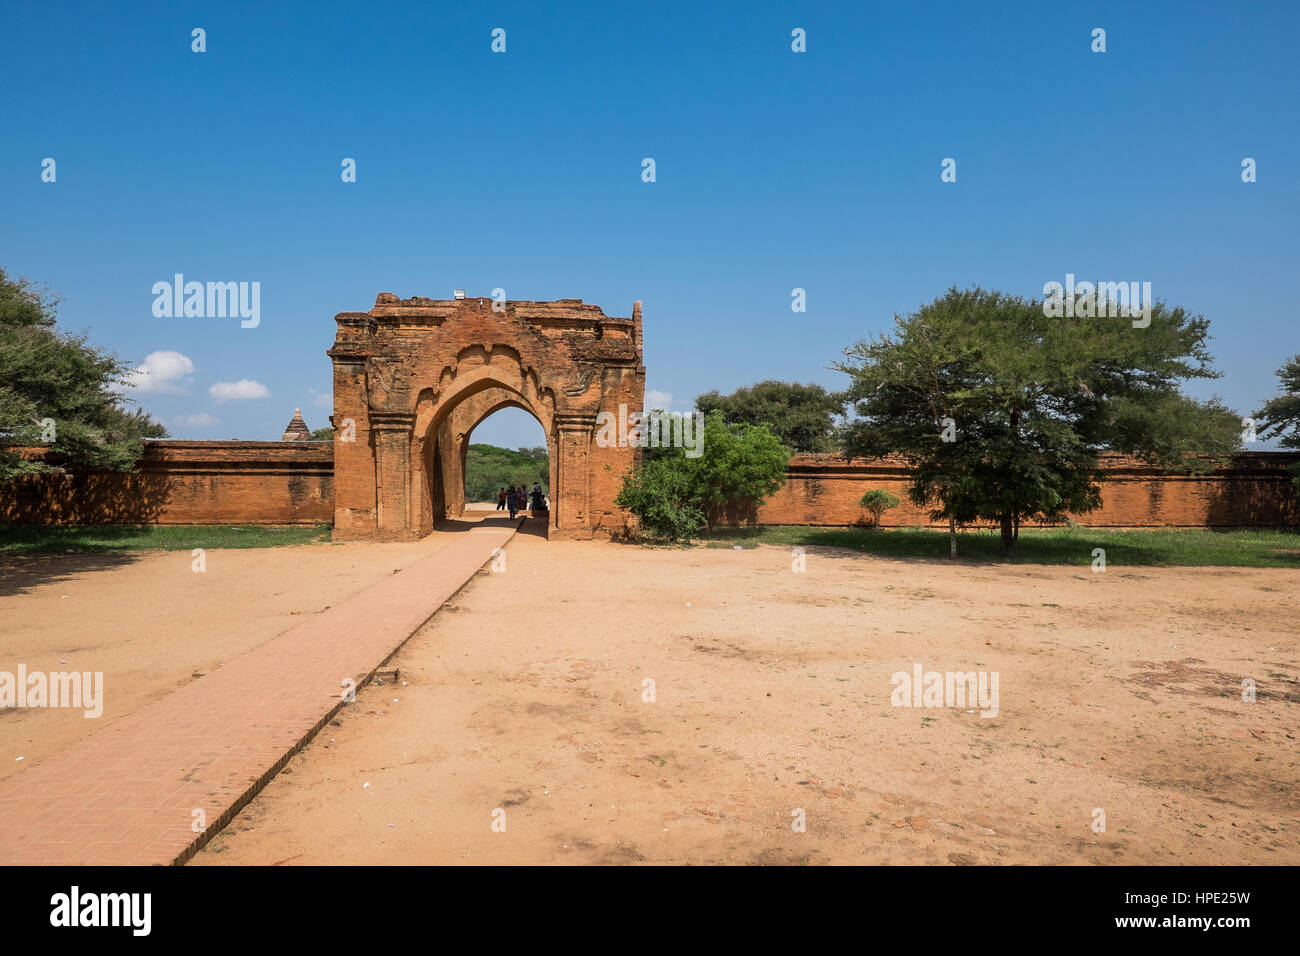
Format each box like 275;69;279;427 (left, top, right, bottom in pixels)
0;551;144;598
436;512;549;539
690;526;1300;568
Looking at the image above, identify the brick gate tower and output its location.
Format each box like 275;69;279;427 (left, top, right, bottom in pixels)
327;293;645;540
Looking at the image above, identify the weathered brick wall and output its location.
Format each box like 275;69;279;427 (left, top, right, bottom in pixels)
757;452;1300;528
0;441;333;526
3;445;1295;530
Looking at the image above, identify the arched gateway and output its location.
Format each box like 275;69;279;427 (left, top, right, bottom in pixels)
327;293;645;540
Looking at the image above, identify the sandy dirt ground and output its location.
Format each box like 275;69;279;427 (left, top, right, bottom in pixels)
190;532;1299;866
0;534;456;781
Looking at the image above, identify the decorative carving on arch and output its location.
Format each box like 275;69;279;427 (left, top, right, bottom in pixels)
415;345;558;439
565;362;600;396
365;357;412;411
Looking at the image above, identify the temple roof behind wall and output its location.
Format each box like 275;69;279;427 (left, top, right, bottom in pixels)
281;408;311;441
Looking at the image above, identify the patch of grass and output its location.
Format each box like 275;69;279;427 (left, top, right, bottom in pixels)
692;525;1300;568
0;523;332;554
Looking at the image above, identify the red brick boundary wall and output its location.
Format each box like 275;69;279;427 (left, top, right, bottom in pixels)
0;441;332;526
759;452;1300;528
2;445;1295;530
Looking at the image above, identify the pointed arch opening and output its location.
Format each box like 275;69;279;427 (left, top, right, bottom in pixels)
463;406;550;524
412;376;554;536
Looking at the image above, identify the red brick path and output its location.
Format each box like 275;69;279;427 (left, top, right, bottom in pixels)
0;520;518;865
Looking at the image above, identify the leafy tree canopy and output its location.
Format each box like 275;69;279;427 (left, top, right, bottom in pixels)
695;380;842;453
0;267;166;481
834;286;1241;554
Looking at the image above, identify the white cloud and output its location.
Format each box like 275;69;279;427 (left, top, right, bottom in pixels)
645;389;674;410
176;412;220;427
118;350;195;395
308;387;332;409
209;379;271;401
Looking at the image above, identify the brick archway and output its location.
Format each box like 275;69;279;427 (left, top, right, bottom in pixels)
439;386;541;520
327;294;645;540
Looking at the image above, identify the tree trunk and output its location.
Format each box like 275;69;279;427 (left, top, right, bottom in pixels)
949;515;957;559
1013;512;1020;542
999;512;1014;556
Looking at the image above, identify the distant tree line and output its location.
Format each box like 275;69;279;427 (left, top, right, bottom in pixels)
695;381;841;453
463;444;548;503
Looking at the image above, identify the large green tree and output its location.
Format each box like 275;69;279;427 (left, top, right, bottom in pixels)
835;286;1241;555
0;268;166;481
695;380;841;453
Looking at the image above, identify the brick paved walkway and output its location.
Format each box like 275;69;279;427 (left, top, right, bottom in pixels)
0;520;518;865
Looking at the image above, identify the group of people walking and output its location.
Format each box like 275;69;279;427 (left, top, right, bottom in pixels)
497;482;547;520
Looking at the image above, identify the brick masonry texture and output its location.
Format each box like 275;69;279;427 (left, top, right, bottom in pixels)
0;441;333;526
2;445;1295;529
759;452;1300;528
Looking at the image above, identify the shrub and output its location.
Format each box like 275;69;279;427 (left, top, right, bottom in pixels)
614;455;705;542
859;488;900;528
615;412;790;541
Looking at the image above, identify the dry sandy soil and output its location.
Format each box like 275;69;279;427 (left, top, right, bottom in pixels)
0;534;456;781
184;532;1298;866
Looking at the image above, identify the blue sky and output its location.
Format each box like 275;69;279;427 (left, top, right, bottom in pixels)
3;0;1297;449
